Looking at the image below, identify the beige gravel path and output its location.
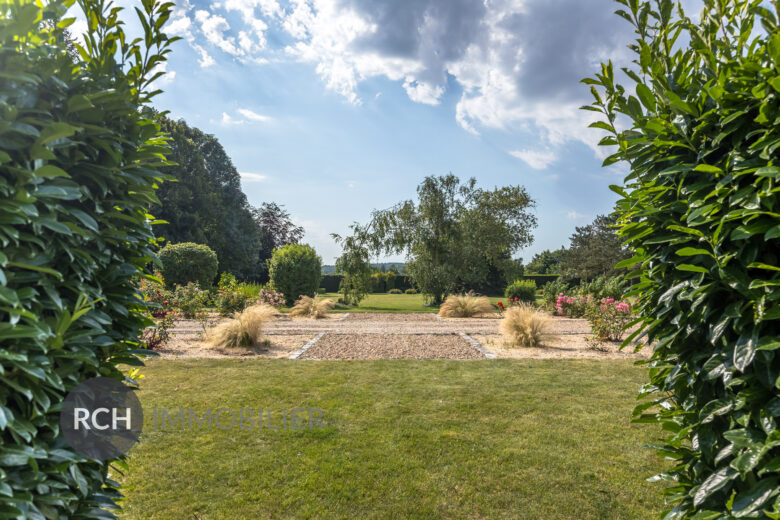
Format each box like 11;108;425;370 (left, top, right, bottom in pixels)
156;312;644;360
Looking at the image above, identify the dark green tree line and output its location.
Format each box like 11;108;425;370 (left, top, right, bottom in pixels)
152;117;263;280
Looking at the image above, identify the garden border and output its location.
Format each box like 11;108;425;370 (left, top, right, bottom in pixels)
289;332;325;359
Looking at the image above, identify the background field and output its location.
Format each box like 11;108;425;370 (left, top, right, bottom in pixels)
287;293;516;313
119;359;665;519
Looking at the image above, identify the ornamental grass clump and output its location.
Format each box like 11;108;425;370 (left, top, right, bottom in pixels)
290;295;335;319
500;304;550;348
438;294;494;318
206;304;277;349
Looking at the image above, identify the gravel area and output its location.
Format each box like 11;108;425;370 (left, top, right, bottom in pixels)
471;334;651;360
345;313;438;322
299;333;485;360
156;318;311;358
157;314;635;360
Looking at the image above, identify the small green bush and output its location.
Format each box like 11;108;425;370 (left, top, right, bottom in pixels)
541;278;569;311
172;282;210;319
388;288;403;294
405;288;419;294
214;273;249;316
159;242;218;289
268;244;322;305
504;280;536;304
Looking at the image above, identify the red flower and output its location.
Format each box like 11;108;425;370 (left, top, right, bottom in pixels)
497;302;504;308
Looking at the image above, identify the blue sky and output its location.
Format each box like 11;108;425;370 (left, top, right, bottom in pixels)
70;0;692;263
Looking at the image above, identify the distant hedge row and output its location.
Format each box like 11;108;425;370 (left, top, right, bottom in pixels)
320;274;415;293
320;274;559;293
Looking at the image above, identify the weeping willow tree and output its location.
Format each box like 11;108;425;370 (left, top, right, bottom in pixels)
333;174;536;305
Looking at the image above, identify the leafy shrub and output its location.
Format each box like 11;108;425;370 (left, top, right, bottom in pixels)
268;244;322;305
206;304;276;349
504;279;537;304
214;273;249;316
541;278;569;310
159;242;219;289
584;298;632;342
554;294;593;318
369;272;386;293
388;288;403;294
0;0;176;515
289;295;335;319
438;294;494;318
405;288;418;294
574;275;627;300
172;283;210;319
257;287;285;307
138;277;177;350
500;304;550;348
585;1;779;516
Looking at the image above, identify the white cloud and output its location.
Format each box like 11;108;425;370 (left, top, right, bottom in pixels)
157;0;637;154
237;108;272;122
567;211;586;220
509;149;557;170
221;109;273;125
403;79;444;105
240;172;269;182
195;10;242;56
191;43;216;68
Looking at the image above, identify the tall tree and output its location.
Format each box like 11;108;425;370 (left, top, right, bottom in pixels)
252;202;305;282
559;214;630;281
153;117;263;280
335;175;537;304
525;248;566;274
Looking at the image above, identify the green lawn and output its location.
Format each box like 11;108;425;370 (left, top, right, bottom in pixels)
292;292;512;313
119;359;665;519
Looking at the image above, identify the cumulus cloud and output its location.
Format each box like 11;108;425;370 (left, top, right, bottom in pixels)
166;0;687;150
509;149;557;170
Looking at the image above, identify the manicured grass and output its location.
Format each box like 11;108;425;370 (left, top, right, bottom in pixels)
119;359;665;519
302;292;512;313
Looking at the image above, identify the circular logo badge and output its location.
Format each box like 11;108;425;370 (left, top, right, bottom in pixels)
60;377;143;460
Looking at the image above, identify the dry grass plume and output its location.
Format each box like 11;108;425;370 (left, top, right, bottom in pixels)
290;295;335;319
500;304;550;348
206;304;276;349
438;294;494;318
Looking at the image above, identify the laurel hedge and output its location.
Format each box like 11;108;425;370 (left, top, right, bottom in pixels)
585;1;779;517
0;0;175;517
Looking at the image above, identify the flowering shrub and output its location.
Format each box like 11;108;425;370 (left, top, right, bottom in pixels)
215;273;249;316
172;282;210;319
554;293;593;318
585;298;632;342
138;277;177;349
257;287;285;307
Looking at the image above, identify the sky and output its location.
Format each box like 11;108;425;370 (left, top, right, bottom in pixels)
71;0;703;264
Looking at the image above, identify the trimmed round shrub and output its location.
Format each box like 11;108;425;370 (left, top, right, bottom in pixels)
268;244;322;305
388;288;403;294
405;288;418;294
159;242;218;289
504;279;537;304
